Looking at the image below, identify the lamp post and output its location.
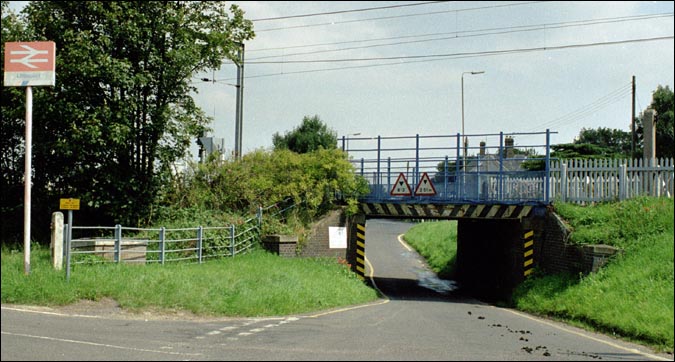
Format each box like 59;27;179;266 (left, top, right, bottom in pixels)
461;71;485;159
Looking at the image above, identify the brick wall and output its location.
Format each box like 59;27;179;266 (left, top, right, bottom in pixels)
538;211;621;275
298;208;348;258
262;235;298;257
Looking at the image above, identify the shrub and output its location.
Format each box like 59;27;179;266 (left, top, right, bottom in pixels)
157;148;369;220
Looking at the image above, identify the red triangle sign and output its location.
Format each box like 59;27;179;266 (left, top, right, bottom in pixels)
390;173;412;196
414;172;437;196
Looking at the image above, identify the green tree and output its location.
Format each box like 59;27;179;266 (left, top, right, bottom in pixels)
551;143;617;159
576;127;632;156
636;85;674;159
547;127;632;161
1;1;36;242
1;1;254;242
273;115;338;154
521;128;631;171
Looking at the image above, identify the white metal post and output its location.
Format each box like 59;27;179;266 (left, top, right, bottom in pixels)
5;41;56;274
24;86;33;275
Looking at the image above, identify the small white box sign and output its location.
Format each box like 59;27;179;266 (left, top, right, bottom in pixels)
328;227;347;249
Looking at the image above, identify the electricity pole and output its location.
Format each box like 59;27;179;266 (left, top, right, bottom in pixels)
631;75;636;157
234;42;245;160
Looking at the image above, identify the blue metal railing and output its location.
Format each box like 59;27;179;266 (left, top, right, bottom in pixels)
341;130;554;205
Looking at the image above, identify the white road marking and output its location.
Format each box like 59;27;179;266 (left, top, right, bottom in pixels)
0;331;202;356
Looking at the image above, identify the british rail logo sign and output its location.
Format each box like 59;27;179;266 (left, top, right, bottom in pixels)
4;41;56;87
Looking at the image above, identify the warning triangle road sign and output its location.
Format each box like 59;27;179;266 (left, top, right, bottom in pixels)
414;172;437;196
390;173;412;196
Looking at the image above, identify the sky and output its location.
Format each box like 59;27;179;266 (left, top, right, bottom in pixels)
191;1;674;160
7;1;675;161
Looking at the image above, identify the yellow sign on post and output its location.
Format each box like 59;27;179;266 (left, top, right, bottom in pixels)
59;198;80;210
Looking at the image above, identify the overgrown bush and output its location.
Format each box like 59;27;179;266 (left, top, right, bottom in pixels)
149;148;369;253
157;148;369;219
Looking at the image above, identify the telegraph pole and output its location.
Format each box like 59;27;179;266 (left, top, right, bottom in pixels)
234;42;245;160
631;75;636;157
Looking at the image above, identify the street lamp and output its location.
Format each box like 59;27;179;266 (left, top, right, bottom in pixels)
461;71;485;159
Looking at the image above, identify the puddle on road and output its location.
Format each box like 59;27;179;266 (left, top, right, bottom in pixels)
414;268;459;294
400;251;459;294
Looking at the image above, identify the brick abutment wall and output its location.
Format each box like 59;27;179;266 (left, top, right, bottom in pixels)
536;211;622;275
299;208;348;258
262;205;621;286
263;208;349;258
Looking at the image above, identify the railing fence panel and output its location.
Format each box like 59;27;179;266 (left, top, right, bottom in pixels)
550;158;674;203
65;202;296;280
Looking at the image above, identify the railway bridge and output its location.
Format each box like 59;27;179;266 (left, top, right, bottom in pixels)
342;130;553;299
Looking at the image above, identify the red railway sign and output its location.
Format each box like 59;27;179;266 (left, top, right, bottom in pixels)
4;41;56;86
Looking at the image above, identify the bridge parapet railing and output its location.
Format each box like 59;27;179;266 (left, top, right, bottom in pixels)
341;131;553;205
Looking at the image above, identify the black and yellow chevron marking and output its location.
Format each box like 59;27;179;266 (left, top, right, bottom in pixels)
355;223;366;280
523;230;535;277
359;203;533;219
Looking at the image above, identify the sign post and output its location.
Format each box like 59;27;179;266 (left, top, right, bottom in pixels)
4;41;56;274
60;198;80;228
60;198;79;281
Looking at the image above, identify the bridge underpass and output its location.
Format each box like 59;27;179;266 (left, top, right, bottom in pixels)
348;204;544;300
343;131;552;299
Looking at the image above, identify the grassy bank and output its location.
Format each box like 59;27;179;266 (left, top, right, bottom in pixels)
402;220;457;280
403;196;674;352
1;247;378;317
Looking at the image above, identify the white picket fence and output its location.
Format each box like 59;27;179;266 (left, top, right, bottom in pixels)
549;158;675;203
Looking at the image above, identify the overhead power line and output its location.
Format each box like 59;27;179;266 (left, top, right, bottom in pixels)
255;1;546;32
250;1;450;22
245;36;674;64
213;35;673;83
529;82;634;132
247;13;674;60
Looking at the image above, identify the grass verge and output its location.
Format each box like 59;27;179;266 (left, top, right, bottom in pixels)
403;220;457;280
1;247;379;317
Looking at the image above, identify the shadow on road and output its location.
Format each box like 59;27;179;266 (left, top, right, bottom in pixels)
370;276;473;302
368;276;515;307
